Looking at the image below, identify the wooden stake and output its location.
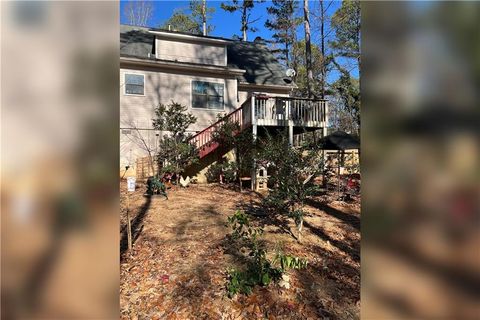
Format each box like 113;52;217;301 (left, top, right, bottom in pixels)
298;218;303;243
337;151;341;199
126;191;132;251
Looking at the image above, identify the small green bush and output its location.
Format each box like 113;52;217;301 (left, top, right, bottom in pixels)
221;161;238;183
206;161;238;184
225;211;307;297
206;162;222;183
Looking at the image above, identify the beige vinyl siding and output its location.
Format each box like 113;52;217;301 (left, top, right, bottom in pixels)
120;66;238;131
156;38;226;66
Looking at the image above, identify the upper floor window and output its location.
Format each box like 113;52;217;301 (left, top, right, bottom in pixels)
192;81;224;110
125;73;144;95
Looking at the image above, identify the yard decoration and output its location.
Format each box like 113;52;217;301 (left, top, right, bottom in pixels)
255;165;269;191
125;177;136;250
153;101;199;185
146;176;168;199
179;175;191;188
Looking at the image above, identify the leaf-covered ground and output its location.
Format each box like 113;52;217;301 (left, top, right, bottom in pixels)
120;182;360;319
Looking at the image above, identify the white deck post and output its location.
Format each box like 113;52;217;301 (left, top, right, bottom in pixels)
323;100;328;138
288;122;294;146
287;100;293;146
251;95;257;138
251;95;257;190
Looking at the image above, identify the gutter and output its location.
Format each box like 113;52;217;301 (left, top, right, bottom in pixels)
238;81;296;91
120;56;246;76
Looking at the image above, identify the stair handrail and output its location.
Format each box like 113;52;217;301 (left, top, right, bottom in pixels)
189;103;249;150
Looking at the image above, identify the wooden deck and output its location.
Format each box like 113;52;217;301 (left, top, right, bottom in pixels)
242;95;328;129
191;94;328;159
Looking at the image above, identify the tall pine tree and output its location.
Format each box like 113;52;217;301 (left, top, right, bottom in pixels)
329;0;360;134
221;0;264;41
265;0;300;67
330;0;360;67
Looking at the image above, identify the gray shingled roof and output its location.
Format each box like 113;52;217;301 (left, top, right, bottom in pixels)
120;25;155;59
227;40;292;86
120;25;292;87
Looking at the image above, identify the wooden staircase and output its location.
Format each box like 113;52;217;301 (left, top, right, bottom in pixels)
189;104;251;159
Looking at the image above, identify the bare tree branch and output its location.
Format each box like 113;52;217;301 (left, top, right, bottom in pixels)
123;1;154;27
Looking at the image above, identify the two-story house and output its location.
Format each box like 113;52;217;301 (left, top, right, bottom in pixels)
120;24;328;183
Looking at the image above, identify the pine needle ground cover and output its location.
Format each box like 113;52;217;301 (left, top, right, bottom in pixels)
120;183;360;319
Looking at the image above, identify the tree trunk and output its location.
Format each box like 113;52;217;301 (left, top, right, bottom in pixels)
303;0;314;98
320;0;326;99
148;153;155;178
242;5;247;41
238;154;243;192
285;42;289;67
202;0;207;36
292;32;298;85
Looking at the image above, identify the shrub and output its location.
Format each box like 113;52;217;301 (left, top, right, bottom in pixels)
221;161;238;183
225;211;307;297
258;131;322;242
206;162;222;183
206;161;238;184
153;101;198;182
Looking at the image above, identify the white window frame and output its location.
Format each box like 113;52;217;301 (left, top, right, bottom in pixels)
190;80;225;111
124;72;145;96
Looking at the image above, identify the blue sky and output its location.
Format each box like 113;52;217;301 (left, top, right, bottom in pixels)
120;1;358;82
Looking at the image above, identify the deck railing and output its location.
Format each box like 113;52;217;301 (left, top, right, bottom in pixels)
252;95;327;126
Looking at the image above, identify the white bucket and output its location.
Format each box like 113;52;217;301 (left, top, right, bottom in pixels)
127;177;136;192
